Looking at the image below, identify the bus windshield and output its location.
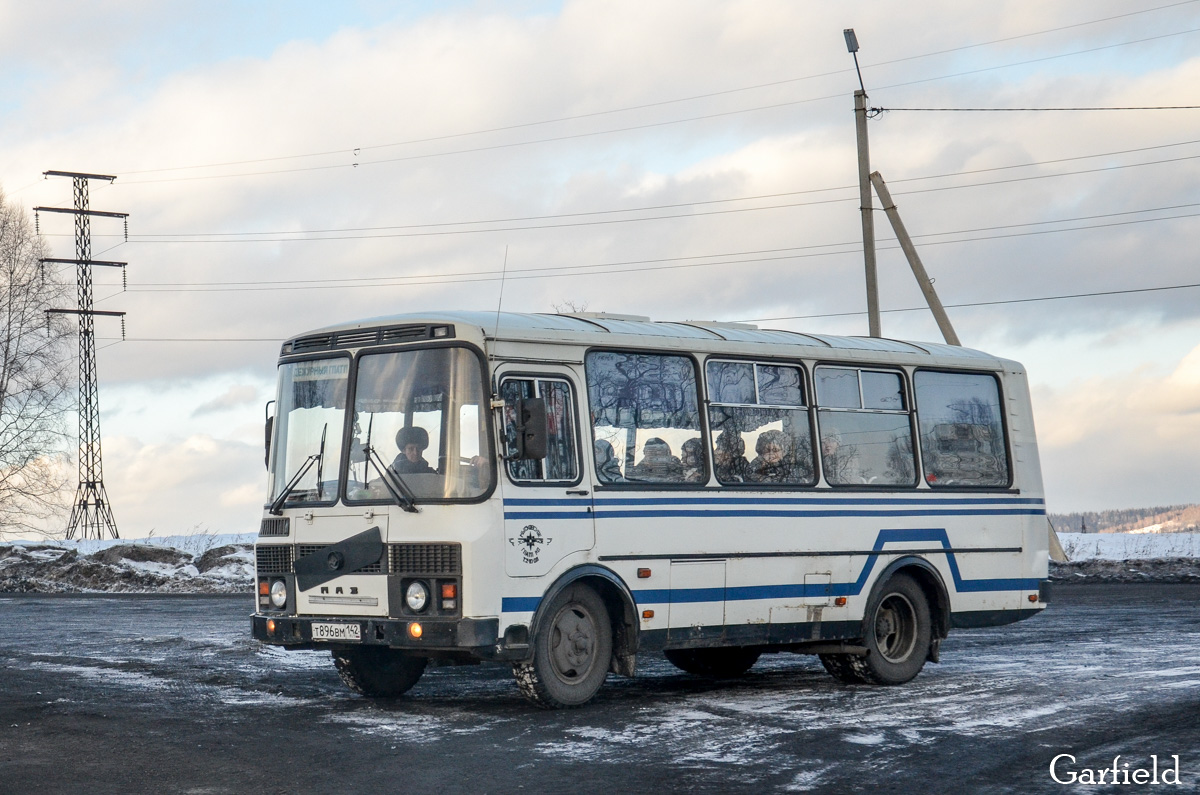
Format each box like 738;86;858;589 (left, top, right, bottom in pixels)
346;346;493;502
270;357;349;506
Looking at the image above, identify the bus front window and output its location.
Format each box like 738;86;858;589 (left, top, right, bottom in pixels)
269;357;349;506
347;346;493;502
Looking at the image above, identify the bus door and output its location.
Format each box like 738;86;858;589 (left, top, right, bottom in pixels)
498;372;594;578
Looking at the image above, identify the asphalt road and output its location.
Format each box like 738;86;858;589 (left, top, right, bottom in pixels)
1;583;1198;794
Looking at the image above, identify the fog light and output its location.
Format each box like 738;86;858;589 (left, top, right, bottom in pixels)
270;579;288;609
266;619;276;635
409;622;423;639
406;581;429;612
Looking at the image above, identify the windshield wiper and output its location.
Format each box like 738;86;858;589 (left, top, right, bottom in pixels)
268;453;321;516
364;444;420;514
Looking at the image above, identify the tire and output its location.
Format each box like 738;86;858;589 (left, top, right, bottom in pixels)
848;573;932;685
818;652;865;684
664;647;761;678
332;646;427;698
513;584;612;709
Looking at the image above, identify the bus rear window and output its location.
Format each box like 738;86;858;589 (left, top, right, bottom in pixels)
914;371;1009;488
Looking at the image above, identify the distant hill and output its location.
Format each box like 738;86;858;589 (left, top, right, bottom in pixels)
1049;504;1200;534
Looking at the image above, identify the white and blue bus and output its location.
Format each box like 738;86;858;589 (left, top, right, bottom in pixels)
252;311;1052;708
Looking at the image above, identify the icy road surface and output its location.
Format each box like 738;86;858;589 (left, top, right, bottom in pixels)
1;584;1198;794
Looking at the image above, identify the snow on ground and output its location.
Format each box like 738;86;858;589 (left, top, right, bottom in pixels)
1;531;1198;593
1056;531;1200;560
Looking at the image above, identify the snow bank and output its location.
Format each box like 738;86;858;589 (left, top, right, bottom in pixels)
1057;532;1200;561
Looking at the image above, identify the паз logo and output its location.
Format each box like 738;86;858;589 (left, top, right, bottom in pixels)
510;524;552;564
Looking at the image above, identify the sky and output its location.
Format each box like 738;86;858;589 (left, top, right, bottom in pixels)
2;0;1199;537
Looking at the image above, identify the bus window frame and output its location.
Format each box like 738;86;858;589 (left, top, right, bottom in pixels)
497;371;585;489
813;361;920;490
265;349;354;511
702;355;819;490
584;346;708;491
912;367;1015;490
338;340;498;506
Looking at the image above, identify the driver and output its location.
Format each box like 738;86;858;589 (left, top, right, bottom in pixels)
391;426;435;474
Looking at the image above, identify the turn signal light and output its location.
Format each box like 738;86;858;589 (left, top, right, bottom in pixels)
642;610;654;619
409;622;423;639
1028;594;1038;603
637;568;651;579
259;581;270;595
834;597;848;607
441;583;457;599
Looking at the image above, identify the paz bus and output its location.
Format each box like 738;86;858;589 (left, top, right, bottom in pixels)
252;311;1052;708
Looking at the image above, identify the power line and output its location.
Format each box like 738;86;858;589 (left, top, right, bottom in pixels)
89;279;1200;344
86;201;1200;291
112;27;1200;186
874;105;1200;112
109;1;1200;181
738;282;1200;323
100;150;1200;244
80;205;1200;295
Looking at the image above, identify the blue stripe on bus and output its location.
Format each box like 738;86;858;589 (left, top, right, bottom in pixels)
499;527;1040;614
503;508;1046;521
503;496;1045;507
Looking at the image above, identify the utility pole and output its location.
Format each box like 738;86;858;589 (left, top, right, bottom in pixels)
845;29;881;338
870;172;961;346
35;171;127;540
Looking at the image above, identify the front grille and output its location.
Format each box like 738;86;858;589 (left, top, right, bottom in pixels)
389;543;462;575
256;545;293;574
259;517;290;537
295;544;383;573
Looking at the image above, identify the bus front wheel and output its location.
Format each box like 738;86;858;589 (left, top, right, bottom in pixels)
849;573;932;685
332;646;427;698
514;584;613;708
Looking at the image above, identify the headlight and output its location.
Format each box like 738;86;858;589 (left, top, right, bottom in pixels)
270;579;288;609
405;581;429;612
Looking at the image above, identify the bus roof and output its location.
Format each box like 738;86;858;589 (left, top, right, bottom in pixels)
285;310;1014;367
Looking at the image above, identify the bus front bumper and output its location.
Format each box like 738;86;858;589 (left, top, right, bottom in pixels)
251;613;500;654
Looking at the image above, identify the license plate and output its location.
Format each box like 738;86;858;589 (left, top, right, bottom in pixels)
311;622;361;642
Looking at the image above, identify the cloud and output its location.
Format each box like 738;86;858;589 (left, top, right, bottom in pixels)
6;0;1200;528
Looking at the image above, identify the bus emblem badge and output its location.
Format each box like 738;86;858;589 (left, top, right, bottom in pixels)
511;524;552;564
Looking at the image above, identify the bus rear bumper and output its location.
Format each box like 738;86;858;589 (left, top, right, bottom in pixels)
251;613;500;655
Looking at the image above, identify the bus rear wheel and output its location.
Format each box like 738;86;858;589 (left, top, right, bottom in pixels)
849;573;932;685
664;647;761;678
514;584;612;709
332;646;427;698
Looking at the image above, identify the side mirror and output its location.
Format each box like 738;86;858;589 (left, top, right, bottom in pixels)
264;400;275;470
514;397;547;460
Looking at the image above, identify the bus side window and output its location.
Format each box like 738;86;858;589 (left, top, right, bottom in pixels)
500;378;579;483
706;360;815;486
815;366;916;487
585;351;703;485
913;370;1009;487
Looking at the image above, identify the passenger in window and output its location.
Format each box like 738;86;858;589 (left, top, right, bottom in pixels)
391;427;436;475
680;438;705;483
820;431;861;484
628;437;684;482
713;430;751;483
594;439;624;482
749;429;792;483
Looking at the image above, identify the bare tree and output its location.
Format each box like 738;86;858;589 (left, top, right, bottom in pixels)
0;188;74;537
552;299;589;313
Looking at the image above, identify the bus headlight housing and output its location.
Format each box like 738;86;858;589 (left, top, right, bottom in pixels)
405;581;429;612
269;579;288;609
